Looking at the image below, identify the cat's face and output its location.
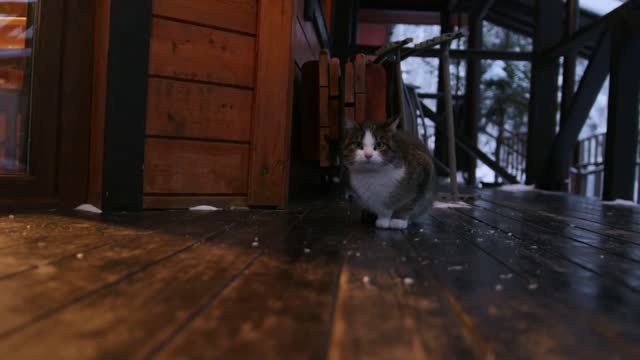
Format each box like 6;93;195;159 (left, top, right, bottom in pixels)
342;118;399;169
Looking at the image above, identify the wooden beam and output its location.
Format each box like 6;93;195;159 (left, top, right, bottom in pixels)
359;9;468;26
248;0;296;207
332;0;358;60
356;46;532;61
539;31;611;191
463;14;483;185
603;26;640;201
475;0;496;19
560;0;580;128
434;8;453;174
101;0;153;212
420;103;519;184
525;0;563;185
540;1;633;60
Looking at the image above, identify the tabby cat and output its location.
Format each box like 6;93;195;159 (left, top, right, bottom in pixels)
342;116;435;230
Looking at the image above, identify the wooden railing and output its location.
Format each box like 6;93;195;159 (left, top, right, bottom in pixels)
498;132;527;183
570;132;640;202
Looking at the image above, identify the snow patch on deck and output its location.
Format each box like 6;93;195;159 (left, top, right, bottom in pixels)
498;184;535;192
433;201;471;209
189;205;222;212
603;199;638;207
74;204;102;214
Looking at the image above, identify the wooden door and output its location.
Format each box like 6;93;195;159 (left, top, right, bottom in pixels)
0;0;95;209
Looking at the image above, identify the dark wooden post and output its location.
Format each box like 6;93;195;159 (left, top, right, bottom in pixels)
539;32;611;191
603;21;640;201
560;0;579;127
332;0;359;61
525;0;564;185
463;0;494;185
435;7;453;174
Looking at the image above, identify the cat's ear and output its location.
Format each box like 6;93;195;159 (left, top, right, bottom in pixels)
384;115;401;132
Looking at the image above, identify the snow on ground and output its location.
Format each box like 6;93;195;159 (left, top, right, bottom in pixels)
602;199;639;207
189;205;221;211
74;204;102;214
433;201;471;209
498;184;535;192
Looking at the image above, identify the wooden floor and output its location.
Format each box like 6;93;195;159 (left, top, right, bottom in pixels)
1;189;640;359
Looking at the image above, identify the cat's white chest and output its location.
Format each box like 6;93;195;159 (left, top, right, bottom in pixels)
349;166;405;216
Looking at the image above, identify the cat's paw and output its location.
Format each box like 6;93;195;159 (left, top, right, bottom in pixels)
375;218;391;229
389;219;408;230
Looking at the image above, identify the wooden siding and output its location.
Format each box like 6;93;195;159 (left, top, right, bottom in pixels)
144;1;258;208
148;18;256;87
146;78;252;142
144;138;249;194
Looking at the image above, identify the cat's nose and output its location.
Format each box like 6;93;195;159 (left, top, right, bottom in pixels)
364;152;373;160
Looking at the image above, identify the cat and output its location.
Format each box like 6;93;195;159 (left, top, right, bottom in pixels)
341;116;435;230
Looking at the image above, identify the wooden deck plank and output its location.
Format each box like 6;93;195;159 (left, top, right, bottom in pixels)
153;206;339;359
408;212;630;359
430;208;640;356
0;211;240;338
484;189;640;231
329;207;479;360
472;199;640;262
0;213;289;359
479;196;640;245
457;203;640;291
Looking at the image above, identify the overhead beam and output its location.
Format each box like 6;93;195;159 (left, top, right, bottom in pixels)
356;45;532;61
603;24;640;201
475;0;497;19
540;1;633;60
525;0;563;185
358;9;467;26
538;31;611;191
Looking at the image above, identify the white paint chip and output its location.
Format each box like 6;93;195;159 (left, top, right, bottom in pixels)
8;214;15;219
74;204;102;214
303;248;311;254
75;253;84;259
362;276;371;284
189;205;221;212
403;277;415;286
252;242;260;247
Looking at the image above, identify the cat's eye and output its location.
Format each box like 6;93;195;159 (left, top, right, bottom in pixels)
353;141;362;148
375;143;387;150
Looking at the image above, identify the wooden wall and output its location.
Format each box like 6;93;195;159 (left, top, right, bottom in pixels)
143;0;295;209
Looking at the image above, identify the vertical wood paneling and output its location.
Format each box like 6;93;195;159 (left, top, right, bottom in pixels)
249;0;295;207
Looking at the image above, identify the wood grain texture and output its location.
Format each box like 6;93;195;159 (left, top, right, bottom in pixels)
248;0;295;207
354;54;366;93
144;138;249;194
319;87;329;127
343;63;354;104
153;0;257;34
355;93;366;123
143;195;248;209
0;191;640;358
148;18;256;87
329;58;340;97
319;127;330;167
329;99;340;139
88;0;111;208
146;78;252;142
319;50;329;87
